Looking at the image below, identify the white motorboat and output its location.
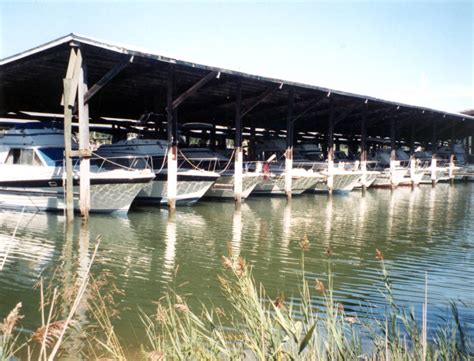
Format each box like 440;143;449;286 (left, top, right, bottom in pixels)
253;140;321;196
296;144;362;193
97;138;220;205
180;147;260;200
414;150;450;184
370;149;408;188
353;168;380;190
251;163;322;196
0;123;154;214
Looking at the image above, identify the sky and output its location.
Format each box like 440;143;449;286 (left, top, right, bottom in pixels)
0;0;472;113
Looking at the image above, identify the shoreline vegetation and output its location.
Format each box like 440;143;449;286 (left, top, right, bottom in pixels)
1;236;472;360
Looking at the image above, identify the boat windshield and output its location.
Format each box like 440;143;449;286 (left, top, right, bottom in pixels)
37;147;64;166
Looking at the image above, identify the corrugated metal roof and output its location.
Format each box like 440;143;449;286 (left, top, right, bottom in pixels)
1;33;473;141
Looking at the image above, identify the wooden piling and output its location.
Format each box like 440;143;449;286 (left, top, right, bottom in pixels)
167;65;177;210
390;117;397;189
327;97;334;194
77;51;91;219
63;79;74;221
285;88;295;199
431;116;437;187
409;121;417;187
234;79;243;204
449;122;455;182
360;101;368;190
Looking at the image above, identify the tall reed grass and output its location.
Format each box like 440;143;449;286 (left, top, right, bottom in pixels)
1;239;471;360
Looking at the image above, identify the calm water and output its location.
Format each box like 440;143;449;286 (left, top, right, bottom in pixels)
0;183;473;350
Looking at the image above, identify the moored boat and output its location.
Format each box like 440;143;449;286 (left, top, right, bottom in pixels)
0;123;154;214
97;138;220;205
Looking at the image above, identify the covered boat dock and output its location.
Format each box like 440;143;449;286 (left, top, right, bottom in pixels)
1;33;473;218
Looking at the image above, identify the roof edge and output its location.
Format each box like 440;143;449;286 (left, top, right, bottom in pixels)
1;33;473;122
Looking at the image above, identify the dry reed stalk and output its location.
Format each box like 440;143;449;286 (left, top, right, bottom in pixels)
1;302;23;336
47;238;101;360
0;206;25;271
34;286;58;360
422;272;428;361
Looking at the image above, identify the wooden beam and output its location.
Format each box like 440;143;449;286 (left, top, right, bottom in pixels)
285;88;295;199
171;70;218;109
286;88;295;148
167;64;177;210
77;51;91;219
235;79;242;148
84;56;133;104
333;103;365;126
361;101;368;162
166;65;177;144
60;48;82;107
292;95;327;124
241;83;281;118
63;78;74;221
327;97;335;194
234;79;243;204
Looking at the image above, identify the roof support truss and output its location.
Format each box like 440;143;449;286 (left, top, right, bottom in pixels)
84;55;133;104
241;83;282;118
171;70;219;109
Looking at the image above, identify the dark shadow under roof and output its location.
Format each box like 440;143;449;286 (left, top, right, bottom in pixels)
1;33;473;142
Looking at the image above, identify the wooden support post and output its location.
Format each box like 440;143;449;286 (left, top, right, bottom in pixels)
327;97;334;194
409;121;417;187
360;101;368;190
449;122;456;182
63;79;74;221
77;51;91;219
285;88;295;199
167;65;177;210
234;79;243;204
431;117;437;187
465;137;469;162
390;117;397;188
249;123;256;161
210;124;216;151
62;47;82;220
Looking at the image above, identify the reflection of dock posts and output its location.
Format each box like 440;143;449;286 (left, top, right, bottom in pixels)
231;208;242;256
77;49;91;220
360;100;368;190
410;121;417;188
62;220;75;317
61;47;83;221
166;65;178;210
449;122;456;184
390;117;397;189
281;202;291;250
430;116;437;187
285;88;295;200
77;221;90;325
234;79;243;204
163;213;177;275
327;97;335;194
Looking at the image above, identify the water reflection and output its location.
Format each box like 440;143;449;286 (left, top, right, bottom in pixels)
231;208;242;256
0;184;472;343
163;214;177;278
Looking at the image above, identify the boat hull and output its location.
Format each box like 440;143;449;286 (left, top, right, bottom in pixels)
136;171;218;206
203;173;260;200
252;173;319;196
0;180;149;214
312;171;362;193
372;168;407;188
